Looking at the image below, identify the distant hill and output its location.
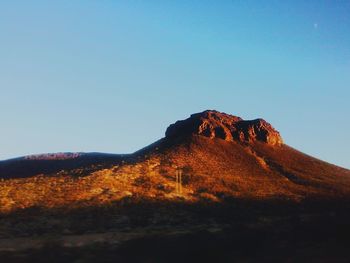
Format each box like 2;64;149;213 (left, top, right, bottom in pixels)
0;152;125;179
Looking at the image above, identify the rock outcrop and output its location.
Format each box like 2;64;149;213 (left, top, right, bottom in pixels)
165;110;283;145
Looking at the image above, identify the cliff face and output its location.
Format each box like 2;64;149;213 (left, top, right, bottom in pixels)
165;110;283;145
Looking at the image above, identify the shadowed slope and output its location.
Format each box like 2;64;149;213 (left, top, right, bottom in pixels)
0;153;125;179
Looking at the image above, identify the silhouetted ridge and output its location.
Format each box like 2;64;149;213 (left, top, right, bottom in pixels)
0;152;124;179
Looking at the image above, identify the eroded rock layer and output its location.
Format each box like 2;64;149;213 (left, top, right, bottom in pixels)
165;110;283;145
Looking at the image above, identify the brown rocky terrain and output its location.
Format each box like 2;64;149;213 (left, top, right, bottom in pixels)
1;110;350;262
166;110;283;145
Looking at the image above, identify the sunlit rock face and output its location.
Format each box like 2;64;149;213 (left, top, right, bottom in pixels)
165;110;283;145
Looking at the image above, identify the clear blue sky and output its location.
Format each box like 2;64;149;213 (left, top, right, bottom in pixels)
1;1;349;168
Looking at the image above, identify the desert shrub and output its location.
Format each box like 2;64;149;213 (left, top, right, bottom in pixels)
133;176;152;190
155;183;172;193
180;165;195;185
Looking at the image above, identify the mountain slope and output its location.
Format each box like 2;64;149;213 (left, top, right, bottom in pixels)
1;110;349;213
0;152;125;179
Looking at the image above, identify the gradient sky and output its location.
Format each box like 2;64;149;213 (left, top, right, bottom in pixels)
1;1;349;168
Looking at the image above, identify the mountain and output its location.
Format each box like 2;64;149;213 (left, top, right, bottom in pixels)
1;110;349;204
0;152;124;179
1;110;350;262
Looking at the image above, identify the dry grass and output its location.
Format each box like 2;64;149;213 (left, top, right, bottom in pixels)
2;136;349;215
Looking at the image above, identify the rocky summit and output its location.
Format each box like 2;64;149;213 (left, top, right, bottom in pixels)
165;110;283;145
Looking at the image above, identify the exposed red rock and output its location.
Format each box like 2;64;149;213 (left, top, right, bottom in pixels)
165;110;283;145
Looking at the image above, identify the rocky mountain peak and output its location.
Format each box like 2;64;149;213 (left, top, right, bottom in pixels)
165;110;283;145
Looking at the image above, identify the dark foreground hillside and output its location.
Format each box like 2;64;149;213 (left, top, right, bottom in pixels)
1;200;350;263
